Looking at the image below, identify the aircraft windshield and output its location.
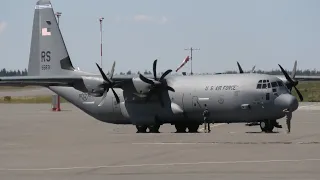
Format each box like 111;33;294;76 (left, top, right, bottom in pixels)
256;79;271;89
270;80;290;93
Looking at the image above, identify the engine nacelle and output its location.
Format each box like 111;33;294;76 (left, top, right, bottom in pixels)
132;77;152;94
73;76;105;96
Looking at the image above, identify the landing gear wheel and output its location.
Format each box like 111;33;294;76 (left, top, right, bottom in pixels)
175;124;187;133
187;124;199;133
136;125;147;133
260;120;274;133
148;124;160;133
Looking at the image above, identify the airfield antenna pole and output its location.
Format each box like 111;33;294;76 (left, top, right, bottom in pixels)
184;47;200;75
54;11;62;112
99;17;104;70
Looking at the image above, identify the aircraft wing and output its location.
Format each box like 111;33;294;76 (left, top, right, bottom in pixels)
0;74;136;87
0;76;84;87
275;75;320;82
293;75;320;81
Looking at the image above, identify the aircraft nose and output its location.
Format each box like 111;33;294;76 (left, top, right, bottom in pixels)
274;94;299;112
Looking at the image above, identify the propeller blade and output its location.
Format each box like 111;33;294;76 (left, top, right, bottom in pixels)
153;59;158;80
237;62;244;73
166;86;175;92
278;64;294;84
111;88;120;104
139;74;155;85
110;61;116;79
293;86;303;101
160;69;172;81
251;65;256;73
96;63;111;84
98;90;108;106
291;60;297;78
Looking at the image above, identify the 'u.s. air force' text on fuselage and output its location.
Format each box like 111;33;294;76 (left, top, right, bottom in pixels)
205;85;239;91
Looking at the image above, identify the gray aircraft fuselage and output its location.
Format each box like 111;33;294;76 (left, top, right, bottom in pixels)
49;73;298;126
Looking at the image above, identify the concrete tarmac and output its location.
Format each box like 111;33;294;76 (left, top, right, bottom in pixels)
0;102;319;180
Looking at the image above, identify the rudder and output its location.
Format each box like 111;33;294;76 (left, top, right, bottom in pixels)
28;0;75;76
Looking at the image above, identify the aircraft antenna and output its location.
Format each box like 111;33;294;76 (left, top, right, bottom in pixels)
184;47;200;75
55;12;62;25
99;17;104;70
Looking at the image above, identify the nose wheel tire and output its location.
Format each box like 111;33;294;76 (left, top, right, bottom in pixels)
260;120;274;133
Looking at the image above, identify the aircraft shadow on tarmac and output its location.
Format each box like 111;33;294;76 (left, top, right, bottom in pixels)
245;131;280;134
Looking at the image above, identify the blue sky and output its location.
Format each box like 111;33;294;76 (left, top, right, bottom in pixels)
1;0;320;74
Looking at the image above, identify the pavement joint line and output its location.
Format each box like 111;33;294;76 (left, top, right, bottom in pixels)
0;159;320;172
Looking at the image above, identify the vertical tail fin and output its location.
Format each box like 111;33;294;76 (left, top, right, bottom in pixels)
28;0;74;76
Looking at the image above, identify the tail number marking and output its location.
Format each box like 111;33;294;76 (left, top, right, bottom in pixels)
41;51;51;70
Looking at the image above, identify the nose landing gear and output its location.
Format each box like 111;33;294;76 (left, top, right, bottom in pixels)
260;119;282;133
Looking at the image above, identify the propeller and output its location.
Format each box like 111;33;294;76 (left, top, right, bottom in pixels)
237;62;244;73
237;61;256;73
278;61;303;101
138;59;175;107
95;62;120;106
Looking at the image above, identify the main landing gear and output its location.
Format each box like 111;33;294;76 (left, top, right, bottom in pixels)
136;123;200;133
175;123;200;133
136;125;160;133
260;120;282;133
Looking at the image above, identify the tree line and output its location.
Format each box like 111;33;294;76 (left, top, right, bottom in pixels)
0;68;28;76
1;68;320;76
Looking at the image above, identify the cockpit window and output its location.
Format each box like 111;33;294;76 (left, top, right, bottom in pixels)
257;84;262;89
262;84;267;89
277;81;284;86
256;79;272;89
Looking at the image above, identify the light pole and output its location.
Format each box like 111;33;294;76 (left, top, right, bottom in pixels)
54;11;62;111
99;17;104;70
184;47;200;75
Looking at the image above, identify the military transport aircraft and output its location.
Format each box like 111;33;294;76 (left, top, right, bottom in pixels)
1;0;319;134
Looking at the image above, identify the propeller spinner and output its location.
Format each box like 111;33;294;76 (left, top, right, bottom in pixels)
138;59;175;107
